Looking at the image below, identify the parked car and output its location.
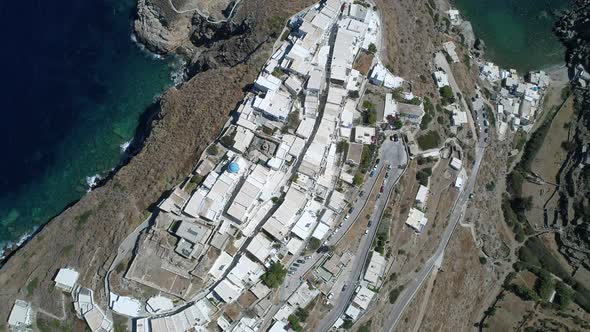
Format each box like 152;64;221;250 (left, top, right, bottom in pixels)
368;220;372;227
393;134;399;142
364;229;369;235
292;263;300;267
327;293;334;299
305;255;312;260
297;259;305;264
342;285;347;291
375;158;381;165
380;185;384;193
348;206;354;213
370;170;375;177
359;190;365;197
387;164;392;170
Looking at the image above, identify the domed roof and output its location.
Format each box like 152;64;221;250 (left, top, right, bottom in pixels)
228;162;240;173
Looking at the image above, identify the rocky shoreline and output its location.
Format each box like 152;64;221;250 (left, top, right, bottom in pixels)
0;0;315;322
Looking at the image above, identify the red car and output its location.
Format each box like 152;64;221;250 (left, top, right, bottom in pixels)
380;185;384;193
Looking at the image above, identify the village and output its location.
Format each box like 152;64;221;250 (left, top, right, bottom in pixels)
6;2;555;332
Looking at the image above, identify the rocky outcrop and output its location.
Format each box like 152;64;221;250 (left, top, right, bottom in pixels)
134;0;193;54
553;0;590;268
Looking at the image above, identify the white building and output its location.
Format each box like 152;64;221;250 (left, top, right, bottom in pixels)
415;185;429;210
405;208;428;233
353;126;375;144
54;267;80;292
364;251;386;284
449;157;463;170
8;300;33;330
433;70;449;88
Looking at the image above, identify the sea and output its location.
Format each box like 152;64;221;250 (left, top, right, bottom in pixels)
0;0;178;253
0;0;570;254
453;0;568;72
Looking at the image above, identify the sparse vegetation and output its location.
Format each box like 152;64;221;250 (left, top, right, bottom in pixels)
416;130;441;150
27;277;39;297
389;285;404;303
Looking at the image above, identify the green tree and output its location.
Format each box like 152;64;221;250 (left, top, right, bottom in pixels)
262;263;287;288
295;308;309;322
308;237;321;251
368;43;377;53
342;319;354;330
353;174;364;187
439;86;455;105
535;269;555;301
479;256;487;265
288;314;302;332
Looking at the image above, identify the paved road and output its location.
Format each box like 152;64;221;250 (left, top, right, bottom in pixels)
384;105;488;331
316;138;408;332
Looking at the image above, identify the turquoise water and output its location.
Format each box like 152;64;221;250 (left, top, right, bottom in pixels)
0;0;177;247
453;0;568;72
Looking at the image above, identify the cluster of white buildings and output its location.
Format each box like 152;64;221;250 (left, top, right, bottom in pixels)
127;0;388;331
480;62;550;134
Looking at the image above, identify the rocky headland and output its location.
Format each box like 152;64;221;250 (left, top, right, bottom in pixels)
0;0;315;323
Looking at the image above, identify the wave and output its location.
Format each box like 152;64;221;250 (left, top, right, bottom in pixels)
120;139;132;153
130;33;165;60
0;225;40;262
86;174;102;192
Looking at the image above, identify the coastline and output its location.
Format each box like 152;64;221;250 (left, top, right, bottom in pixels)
0;30;186;265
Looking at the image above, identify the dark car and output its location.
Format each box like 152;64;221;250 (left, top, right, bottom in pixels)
380;185;384;193
348;206;354;213
368;220;372;227
359;190;365;197
375;158;381;165
316;245;330;253
370;170;375;177
393;134;399;142
342;285;347;291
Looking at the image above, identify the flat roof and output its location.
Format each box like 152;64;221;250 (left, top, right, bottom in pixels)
246;233;274;262
208;251;233;281
54;268;79;289
406;208;428;233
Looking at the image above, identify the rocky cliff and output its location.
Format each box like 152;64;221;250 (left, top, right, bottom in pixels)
0;0;314;323
554;0;590;268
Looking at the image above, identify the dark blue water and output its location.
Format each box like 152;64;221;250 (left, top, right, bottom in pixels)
0;0;175;247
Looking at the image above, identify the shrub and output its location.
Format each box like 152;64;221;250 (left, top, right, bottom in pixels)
206;145;219;156
342;319;354;330
389;285;404;303
479;256;487;265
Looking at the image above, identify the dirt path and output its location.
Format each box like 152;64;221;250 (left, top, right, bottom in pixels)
411;267;439;332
